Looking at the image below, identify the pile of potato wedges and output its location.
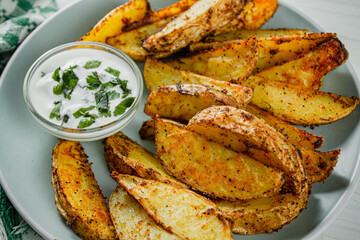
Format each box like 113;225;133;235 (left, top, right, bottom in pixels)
51;0;359;239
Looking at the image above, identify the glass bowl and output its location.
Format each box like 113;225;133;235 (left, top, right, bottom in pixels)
23;41;143;141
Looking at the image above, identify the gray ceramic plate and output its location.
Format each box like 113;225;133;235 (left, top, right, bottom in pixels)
0;0;359;239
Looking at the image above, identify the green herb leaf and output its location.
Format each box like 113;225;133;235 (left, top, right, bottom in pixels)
53;82;63;95
114;97;135;116
107;90;121;101
49;101;62;120
73;105;96;118
122;88;131;98
62;66;79;99
41;71;46;77
86;72;101;90
52;67;61;82
95;88;110;115
111;78;132;98
105;67;120;77
102;81;117;90
83;60;101;69
77;118;96;129
62;114;70;124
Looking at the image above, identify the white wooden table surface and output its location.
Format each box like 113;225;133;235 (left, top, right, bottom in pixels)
22;0;360;239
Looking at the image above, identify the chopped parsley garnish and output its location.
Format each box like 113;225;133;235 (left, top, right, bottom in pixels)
83;60;101;69
95;87;110;116
62;66;79;99
77;117;96;129
49;101;62;120
52;67;61;82
105;67;120;77
53;82;63;95
86;72;102;90
114;97;135;116
47;63;133;129
107;90;121;101
62;114;70;124
73;106;96;118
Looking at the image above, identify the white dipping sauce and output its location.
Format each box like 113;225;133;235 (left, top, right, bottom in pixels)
29;48;138;129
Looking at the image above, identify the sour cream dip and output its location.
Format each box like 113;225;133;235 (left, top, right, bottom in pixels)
24;42;143;140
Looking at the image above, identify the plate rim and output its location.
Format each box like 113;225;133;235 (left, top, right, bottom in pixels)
0;0;359;239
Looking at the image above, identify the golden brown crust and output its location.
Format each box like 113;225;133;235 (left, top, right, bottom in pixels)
187;106;305;194
52;140;117;240
215;182;311;234
104;131;188;189
155;118;285;201
166;38;258;83
145;84;242;123
144;57;253;105
111;173;233;240
142;0;245;56
256;38;349;89
245;76;360;126
79;0;150;43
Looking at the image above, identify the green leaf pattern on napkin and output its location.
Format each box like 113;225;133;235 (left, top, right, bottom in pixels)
0;0;57;74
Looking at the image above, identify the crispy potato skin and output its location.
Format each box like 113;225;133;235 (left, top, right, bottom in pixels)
167;38;258;83
205;28;310;42
145;84;242;122
79;0;150;43
193;32;337;73
215;182;311;234
144;57;253;105
104;131;187;189
111;173;233;240
107;17;173;61
256;37;349;89
246;104;324;149
300;148;339;183
245;76;360;126
155;118;285;201
123;0;199;31
52;140;117;240
109;186;180;239
213;0;278;35
187;106;305;194
142;0;245;55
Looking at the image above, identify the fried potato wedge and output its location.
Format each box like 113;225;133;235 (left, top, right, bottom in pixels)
139;118;337;183
205;28;310;42
187;106;305;194
107;0;200;61
245;104;324;149
123;0;199;31
145;84;242;122
139;119;156;140
51;140;117;240
196;32;336;72
107;17;173;61
144;57;253;105
166;38;258;83
155;118;284;201
256;38;348;89
104;131;187;189
79;0;150;43
213;0;278;35
111;173;233;240
244;76;360;126
109;186;180;239
215;182;311;234
142;0;245;56
300;148;339;183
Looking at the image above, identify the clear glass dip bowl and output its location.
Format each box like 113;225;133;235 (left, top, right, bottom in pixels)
23;41;143;141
